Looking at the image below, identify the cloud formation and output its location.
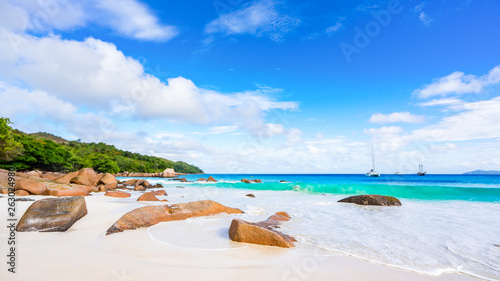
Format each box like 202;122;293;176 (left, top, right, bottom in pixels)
369;112;425;124
414;65;500;99
0;0;178;41
205;0;300;42
0;29;297;137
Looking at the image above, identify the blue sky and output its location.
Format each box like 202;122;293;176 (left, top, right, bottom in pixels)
0;0;499;173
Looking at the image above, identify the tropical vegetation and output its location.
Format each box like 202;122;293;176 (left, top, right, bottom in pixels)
0;117;203;174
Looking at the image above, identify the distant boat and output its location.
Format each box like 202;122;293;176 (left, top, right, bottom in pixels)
366;146;380;177
395;172;403;175
417;161;426;176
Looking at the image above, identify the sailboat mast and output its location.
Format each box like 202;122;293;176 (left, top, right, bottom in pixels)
372;145;375;171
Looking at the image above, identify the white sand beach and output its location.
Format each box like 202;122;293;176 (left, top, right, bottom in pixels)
0;185;480;281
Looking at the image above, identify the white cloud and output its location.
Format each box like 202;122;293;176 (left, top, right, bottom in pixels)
418;11;432;26
414;3;432;26
0;82;116;141
0;29;297;137
208;125;239;134
365;126;404;135
414;65;500;99
369;112;425;124
326;18;344;34
205;0;300;42
410;96;500;142
0;0;177;42
418;98;463;107
93;0;178;41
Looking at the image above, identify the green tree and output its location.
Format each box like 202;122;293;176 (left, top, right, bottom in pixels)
0;118;23;161
87;154;120;174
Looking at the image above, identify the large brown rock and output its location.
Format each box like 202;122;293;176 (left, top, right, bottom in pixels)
16;197;87;232
124;179;136;186
160;168;176;178
134;185;146;191
15;179;47;195
338;194;402;206
105;191;131;198
40;173;59;180
196;178;206;182
15;190;30;196
152;190;167;196
207;176;217;182
137;192;159;201
70;175;90;186
48;188;89;197
54;171;79;184
103;182;117;190
76;168;100;186
106;200;243;235
241;179;251;184
228;212;296;248
98;173;116;185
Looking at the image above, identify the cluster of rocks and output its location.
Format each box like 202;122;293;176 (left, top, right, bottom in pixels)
241;178;262;183
114;168;187;178
0;168;165;197
6;166;403;249
196;176;217;182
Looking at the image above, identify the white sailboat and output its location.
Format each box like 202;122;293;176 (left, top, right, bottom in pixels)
366;146;380;177
417;160;426;176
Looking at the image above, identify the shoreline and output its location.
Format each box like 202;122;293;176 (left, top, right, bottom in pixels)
0;186;483;281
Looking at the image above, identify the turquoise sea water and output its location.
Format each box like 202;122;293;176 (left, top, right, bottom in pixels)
120;174;500;280
166;174;500;202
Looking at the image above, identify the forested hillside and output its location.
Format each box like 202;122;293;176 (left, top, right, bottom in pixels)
0;117;203;174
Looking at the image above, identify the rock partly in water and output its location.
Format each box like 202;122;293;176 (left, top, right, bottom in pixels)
160;168;176;178
137;192;159;201
196;178;206;182
228;212;296;248
241;178;261;183
106;200;243;235
338;194;402;206
15;179;47;195
124;179;137;186
105;191;131;198
134;185;146;191
207;176;217;182
16;196;87;232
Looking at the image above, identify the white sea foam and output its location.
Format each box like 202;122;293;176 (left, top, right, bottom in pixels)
146;184;500;280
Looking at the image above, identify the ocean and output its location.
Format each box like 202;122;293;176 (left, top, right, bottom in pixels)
119;174;500;280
